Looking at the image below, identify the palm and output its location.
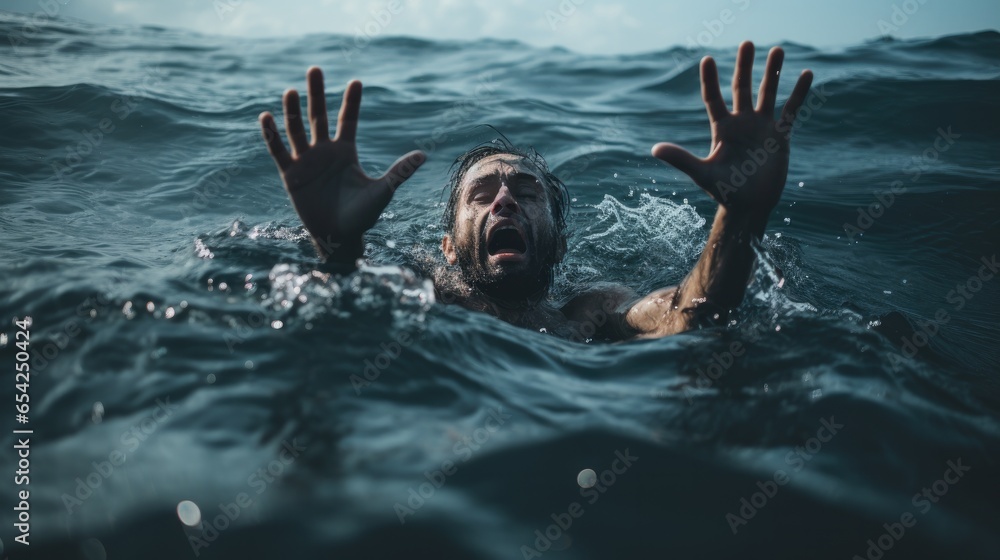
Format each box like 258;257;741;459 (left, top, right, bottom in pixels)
653;43;813;213
259;68;424;257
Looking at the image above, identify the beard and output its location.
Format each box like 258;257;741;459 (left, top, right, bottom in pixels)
453;221;560;303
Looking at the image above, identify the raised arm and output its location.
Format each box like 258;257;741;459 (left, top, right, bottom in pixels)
625;42;813;338
259;67;425;267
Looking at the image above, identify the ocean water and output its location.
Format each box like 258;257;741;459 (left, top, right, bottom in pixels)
1;11;999;559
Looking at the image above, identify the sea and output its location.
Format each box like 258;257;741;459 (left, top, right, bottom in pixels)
1;10;998;560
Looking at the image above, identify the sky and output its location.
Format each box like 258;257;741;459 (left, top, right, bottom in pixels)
4;0;999;53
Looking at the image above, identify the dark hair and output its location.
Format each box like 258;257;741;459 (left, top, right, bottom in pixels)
442;135;570;238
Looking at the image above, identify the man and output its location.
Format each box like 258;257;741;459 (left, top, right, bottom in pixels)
258;41;814;341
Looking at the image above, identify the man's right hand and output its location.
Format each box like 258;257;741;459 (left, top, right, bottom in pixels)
259;67;425;264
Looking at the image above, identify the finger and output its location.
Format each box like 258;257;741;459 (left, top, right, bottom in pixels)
651;142;708;188
307;66;329;143
732;41;755;113
283;89;309;156
335;80;362;143
259;112;292;171
756;47;784;115
376;150;426;195
779;70;814;130
700;57;728;122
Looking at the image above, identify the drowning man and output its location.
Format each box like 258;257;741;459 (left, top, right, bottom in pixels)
257;42;814;341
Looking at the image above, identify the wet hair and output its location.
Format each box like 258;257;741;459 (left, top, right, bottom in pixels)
442;135;570;239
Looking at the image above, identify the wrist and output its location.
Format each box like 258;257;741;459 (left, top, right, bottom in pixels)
716;204;770;238
312;233;364;265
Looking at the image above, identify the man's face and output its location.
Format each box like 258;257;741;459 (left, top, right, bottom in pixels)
442;153;563;301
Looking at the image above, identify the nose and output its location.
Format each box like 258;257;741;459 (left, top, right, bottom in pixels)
491;184;519;217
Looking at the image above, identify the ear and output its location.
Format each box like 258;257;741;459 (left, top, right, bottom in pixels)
441;234;457;265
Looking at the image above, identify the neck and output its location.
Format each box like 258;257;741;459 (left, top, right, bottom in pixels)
433;267;553;320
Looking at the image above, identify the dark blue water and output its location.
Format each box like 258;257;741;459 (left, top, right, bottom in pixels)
1;11;999;559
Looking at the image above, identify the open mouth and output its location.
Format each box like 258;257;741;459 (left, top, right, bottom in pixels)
486;224;527;256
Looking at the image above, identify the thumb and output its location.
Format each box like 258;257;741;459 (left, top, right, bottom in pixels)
652;142;709;181
377;150;426;194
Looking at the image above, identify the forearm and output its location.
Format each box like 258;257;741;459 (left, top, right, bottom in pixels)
626;204;768;337
675;204;767;321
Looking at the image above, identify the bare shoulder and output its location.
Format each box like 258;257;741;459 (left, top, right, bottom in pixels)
560;283;638;341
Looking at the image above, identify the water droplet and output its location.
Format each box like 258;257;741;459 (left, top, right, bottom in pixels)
122;301;136;319
539;327;547;333
775;325;782;332
177;500;201;526
91;402;105;424
0;333;6;348
798;181;804;187
577;469;597;488
783;217;791;224
883;290;892;295
613;172;618;178
774;232;782;238
146;301;155;313
164;307;175;319
207;373;216;383
271;320;283;329
244;360;254;369
386;239;396;249
902;279;907;284
683;198;689;204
